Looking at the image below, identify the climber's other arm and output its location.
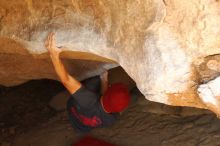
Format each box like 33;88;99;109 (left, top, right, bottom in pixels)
100;70;109;94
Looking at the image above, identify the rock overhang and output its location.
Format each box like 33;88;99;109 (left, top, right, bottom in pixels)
1;0;220;115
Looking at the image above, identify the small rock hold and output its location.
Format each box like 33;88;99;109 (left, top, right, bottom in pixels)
181;123;194;131
207;60;220;71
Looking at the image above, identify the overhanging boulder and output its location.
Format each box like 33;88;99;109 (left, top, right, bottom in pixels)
1;0;220;115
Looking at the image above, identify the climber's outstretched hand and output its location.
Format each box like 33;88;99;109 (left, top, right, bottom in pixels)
45;32;62;56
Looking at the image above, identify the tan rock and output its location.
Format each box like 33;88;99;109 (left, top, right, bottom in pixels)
1;0;220;115
49;91;70;111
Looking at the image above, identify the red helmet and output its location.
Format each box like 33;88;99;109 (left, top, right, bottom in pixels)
102;83;131;113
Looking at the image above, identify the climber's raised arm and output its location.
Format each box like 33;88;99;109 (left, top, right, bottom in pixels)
100;70;109;95
45;32;81;94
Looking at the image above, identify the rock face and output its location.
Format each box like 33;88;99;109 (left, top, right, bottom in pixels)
1;0;220;115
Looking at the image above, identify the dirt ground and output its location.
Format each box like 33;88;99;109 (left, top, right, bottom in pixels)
1;78;220;146
0;79;65;144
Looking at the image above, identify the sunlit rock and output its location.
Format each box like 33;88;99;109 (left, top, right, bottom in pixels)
1;0;220;115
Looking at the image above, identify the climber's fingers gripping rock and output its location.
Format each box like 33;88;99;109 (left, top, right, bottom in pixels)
45;32;62;56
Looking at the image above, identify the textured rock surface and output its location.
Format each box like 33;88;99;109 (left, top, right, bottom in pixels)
1;0;220;115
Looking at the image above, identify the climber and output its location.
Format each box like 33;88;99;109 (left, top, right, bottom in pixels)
45;32;131;133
